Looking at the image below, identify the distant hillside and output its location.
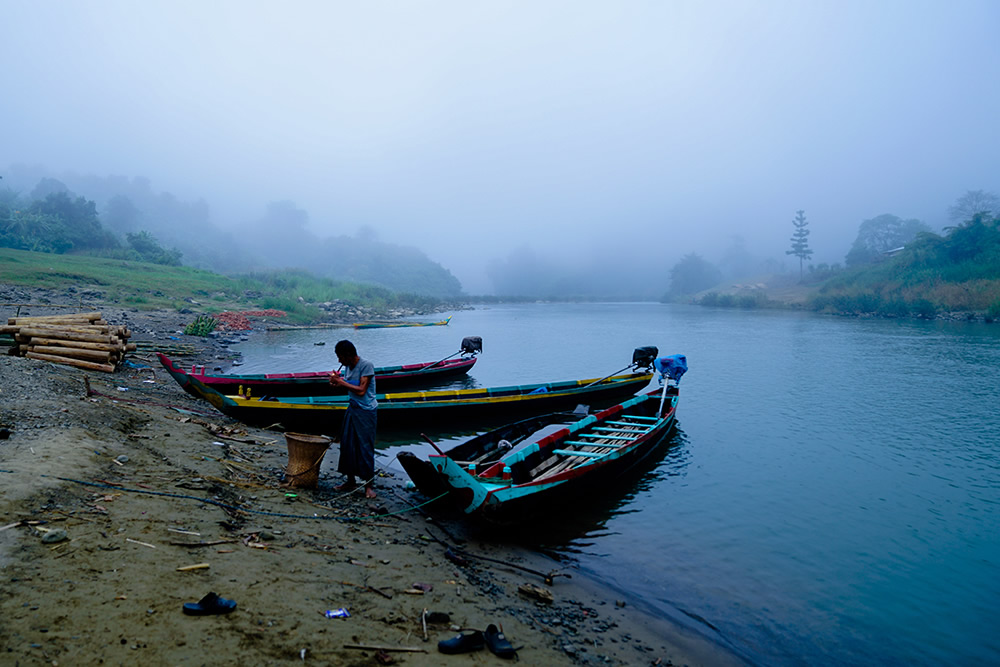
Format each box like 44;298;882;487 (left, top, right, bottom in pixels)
0;167;463;297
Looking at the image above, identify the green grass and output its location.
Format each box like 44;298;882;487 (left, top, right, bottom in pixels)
0;247;445;322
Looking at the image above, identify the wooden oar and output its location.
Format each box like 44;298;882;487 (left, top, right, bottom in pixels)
420;433;446;455
581;362;636;389
416;349;461;371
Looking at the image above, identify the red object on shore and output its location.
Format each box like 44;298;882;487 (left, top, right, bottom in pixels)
214;310;287;331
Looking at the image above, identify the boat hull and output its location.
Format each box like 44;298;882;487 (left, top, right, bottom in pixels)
411;387;679;521
398;411;585;504
158;353;476;398
353;315;452;329
170;366;653;435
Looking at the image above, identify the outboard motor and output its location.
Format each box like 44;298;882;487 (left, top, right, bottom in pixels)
461;336;483;356
631;346;659;370
655;354;688;383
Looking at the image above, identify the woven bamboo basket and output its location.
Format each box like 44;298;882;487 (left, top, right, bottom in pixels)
283;432;332;489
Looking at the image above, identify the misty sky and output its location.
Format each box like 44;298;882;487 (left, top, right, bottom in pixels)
3;1;998;293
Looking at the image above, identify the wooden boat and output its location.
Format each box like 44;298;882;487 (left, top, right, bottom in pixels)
166;357;659;433
353;315;452;329
397;409;588;504
156;337;481;398
398;355;686;519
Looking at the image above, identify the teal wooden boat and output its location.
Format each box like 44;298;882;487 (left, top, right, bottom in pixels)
398;354;687;520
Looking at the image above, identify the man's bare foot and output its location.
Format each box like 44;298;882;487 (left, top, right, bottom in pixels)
335;481;356;492
365;486;377;499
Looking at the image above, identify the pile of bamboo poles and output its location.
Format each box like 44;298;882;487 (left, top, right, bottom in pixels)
2;311;135;373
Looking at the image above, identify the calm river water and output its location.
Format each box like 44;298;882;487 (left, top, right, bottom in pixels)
232;303;1000;666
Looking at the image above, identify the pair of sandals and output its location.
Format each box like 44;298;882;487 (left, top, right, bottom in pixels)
438;624;516;659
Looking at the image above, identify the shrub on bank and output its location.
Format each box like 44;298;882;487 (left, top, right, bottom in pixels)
698;291;770;309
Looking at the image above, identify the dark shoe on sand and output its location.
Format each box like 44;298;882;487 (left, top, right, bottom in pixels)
183;592;237;616
484;624;516;659
437;629;484;654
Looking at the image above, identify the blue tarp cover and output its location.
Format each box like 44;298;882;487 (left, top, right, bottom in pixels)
655;354;687;382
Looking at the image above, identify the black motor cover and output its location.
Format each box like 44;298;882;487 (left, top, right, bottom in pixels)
461;336;483;355
632;346;659;368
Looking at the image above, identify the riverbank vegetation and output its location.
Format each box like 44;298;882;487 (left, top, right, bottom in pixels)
0;247;446;323
682;212;1000;320
809;212;1000;319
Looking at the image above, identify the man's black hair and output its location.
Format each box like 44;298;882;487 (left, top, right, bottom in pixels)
335;340;357;357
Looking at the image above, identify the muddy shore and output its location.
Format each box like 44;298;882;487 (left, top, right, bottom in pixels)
0;295;742;666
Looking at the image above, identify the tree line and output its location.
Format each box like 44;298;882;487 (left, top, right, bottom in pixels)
662;189;999;307
0;184;182;265
0;172;462;298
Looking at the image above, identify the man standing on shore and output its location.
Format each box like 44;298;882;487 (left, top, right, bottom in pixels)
329;340;378;498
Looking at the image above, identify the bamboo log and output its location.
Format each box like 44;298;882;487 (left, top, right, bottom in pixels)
26;337;123;352
29;346;113;362
9;311;101;318
8;319;97;328
8;312;102;323
16;320;108;328
1;303;94;309
18;328;118;344
125;343;137;352
26;352;115;373
13;323;112;334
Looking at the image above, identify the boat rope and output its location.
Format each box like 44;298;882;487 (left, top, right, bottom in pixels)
31;473;447;522
2;468;570;585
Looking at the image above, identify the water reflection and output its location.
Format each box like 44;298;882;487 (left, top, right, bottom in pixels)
508;426;692;555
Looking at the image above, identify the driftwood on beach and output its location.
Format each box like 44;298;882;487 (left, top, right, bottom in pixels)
2;312;135;373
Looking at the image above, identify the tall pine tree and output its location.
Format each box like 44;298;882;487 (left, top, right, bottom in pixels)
786;210;813;279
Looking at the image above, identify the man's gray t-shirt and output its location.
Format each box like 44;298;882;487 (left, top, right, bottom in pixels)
344;358;377;411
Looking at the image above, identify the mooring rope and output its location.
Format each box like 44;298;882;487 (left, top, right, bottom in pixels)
32;473;446;522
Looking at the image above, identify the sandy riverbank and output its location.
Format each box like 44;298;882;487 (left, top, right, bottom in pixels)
0;297;742;666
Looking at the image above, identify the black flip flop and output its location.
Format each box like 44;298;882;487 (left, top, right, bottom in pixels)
182;592;237;616
484;624;517;659
437;629;484;654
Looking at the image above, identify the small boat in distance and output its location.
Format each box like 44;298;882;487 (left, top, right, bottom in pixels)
166;347;664;434
353;315;452;329
158;336;482;398
399;354;687;520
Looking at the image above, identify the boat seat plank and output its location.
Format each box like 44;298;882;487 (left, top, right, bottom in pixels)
576;433;639;441
606;419;655;427
552;449;605;458
564;440;629;448
533;437;622;476
469;447;504;465
592;426;648;434
535;445;614;478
